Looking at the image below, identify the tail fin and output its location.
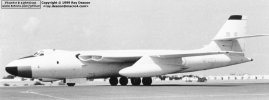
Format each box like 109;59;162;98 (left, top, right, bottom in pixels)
213;15;247;41
203;15;268;54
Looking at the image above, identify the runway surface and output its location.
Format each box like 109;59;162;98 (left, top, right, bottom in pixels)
1;82;269;100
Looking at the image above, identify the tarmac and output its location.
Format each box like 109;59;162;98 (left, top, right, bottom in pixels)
1;80;269;100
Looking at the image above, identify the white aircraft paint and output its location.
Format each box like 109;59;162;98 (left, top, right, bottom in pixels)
5;15;268;86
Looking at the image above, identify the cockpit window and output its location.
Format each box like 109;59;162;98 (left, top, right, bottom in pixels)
19;55;35;59
34;51;45;56
33;49;55;56
19;49;55;59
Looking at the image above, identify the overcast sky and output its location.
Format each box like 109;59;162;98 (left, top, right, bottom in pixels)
1;0;269;77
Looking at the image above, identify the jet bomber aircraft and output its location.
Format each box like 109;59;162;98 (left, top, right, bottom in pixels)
5;15;268;86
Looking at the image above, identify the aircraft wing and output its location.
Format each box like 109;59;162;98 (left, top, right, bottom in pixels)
76;51;242;63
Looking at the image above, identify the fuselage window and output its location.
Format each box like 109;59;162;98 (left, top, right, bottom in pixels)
57;61;59;64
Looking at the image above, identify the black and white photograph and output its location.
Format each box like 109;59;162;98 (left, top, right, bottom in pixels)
1;0;269;100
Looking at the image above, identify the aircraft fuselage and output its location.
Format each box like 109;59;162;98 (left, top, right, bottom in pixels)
6;49;251;79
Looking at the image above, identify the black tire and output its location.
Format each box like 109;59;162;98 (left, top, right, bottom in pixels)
131;78;141;86
67;83;75;87
142;77;152;86
109;77;118;86
119;77;128;86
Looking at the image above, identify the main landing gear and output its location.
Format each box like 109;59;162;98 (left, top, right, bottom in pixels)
109;77;152;86
142;77;152;86
119;77;128;86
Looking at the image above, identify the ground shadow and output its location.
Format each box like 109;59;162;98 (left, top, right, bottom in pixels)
94;82;269;87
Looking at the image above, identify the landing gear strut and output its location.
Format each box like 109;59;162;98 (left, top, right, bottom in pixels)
109;77;118;86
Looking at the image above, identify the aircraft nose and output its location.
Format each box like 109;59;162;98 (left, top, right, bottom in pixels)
5;66;18;76
5;60;33;78
5;66;32;78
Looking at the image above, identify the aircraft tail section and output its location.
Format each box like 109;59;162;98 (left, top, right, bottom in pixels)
203;15;268;55
213;15;247;41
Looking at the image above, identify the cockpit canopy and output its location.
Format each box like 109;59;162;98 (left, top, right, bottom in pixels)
33;49;55;56
19;49;56;59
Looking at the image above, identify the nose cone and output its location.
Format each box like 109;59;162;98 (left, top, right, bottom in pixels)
5;60;32;78
5;66;18;76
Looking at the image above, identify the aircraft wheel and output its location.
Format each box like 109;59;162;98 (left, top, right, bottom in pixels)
119;77;128;86
142;77;152;86
109;77;118;86
67;83;75;87
131;78;141;86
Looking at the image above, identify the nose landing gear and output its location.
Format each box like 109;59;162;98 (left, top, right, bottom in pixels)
67;83;75;87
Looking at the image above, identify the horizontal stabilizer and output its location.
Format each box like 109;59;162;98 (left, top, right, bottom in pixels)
213;34;269;41
155;51;243;58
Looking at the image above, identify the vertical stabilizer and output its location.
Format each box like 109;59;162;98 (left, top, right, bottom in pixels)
203;15;247;53
213;15;247;40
